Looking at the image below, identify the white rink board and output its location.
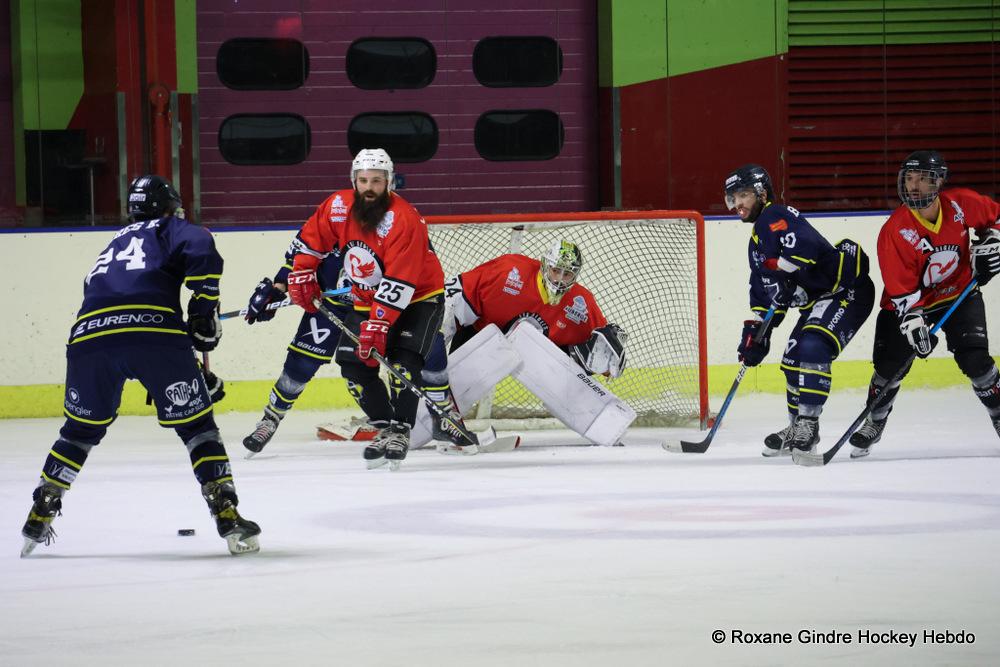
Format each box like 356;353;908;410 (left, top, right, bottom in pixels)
2;214;999;385
1;386;999;666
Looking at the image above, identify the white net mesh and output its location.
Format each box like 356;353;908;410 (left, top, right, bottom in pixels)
426;212;706;427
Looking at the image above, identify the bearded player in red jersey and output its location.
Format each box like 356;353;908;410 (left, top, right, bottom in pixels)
849;150;1000;458
286;149;445;469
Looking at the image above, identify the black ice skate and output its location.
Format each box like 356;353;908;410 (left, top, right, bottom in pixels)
849;416;887;459
243;409;280;458
762;422;794;457
432;409;478;448
383;422;411;471
201;480;261;555
21;482;64;557
788;416;820;453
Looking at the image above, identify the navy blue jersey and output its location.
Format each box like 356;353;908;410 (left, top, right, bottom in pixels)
68;216;222;350
747;203;862;317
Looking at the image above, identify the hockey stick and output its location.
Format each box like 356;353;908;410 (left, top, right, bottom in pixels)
219;287;350;320
792;278;978;467
664;306;779;453
312;299;479;447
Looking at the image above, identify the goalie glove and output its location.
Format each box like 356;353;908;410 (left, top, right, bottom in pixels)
899;310;937;358
971;228;1000;286
568;323;627;378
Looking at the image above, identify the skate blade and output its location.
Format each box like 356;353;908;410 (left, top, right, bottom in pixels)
244;449;260;460
226;534;260;555
388;459;403;471
20;538;40;558
366;457;389;470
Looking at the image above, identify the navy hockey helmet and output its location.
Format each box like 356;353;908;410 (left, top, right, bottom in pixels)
897;150;947;210
724;164;775;209
127;175;183;221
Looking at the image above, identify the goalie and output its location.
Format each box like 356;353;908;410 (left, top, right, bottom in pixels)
419;240;634;448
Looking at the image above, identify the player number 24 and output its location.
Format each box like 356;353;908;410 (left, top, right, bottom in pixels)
86;237;147;285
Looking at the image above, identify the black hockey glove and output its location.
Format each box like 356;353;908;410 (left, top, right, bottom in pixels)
188;301;222;352
770;278;796;310
899;310;937;358
245;277;286;324
737;319;770;367
971;230;1000;286
197;359;226;404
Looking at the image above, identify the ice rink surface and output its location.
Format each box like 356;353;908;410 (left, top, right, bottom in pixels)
2;386;999;666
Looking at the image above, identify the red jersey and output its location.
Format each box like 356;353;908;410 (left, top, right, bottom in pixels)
293;189;444;324
454;254;606;347
878;188;1000;313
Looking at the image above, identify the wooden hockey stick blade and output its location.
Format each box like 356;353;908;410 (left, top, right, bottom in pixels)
790;447;828;466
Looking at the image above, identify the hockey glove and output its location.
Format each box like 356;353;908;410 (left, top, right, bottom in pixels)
188;302;222;352
245;277;286;324
899;310;937;358
197;359;226;403
287;269;320;313
737;319;770;367
357;319;389;368
971;230;1000;286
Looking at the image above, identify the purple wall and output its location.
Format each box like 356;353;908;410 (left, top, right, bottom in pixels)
196;1;598;225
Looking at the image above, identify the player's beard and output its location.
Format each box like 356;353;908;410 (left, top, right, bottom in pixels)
351;189;391;230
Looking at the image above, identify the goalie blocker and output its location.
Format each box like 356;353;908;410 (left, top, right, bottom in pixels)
409;323;635;447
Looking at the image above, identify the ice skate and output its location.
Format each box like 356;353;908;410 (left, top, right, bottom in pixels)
992;417;1000;440
363;424;394;469
432;409;478;447
849;416;887;459
762;422;794;457
788;416;820;453
243;410;280;458
21;482;64;558
201;480;261;555
383;423;411;471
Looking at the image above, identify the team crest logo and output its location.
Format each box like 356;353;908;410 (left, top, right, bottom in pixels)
563;295;588;324
922;248;960;287
330;194;347;217
376;211;395;238
68;388;80;404
343;242;383;287
165;378;200;408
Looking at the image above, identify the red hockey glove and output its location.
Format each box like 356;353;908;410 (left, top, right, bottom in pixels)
357;319;389;367
287;270;320;313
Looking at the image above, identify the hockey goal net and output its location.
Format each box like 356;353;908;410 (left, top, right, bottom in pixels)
425;210;708;428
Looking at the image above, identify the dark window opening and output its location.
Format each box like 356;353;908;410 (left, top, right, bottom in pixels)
473;37;562;87
217;38;309;90
346;38;436;90
348;113;438;162
475;110;564;161
218;114;311;165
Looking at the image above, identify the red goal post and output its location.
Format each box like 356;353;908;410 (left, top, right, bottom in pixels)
424;210;709;429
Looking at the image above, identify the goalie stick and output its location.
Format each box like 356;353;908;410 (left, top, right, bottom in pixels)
663;306;778;454
312;299;479;447
219;287;350;320
792;278;978;467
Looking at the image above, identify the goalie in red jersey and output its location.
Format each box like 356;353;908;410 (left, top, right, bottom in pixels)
429;240;635;448
849;150;1000;458
286;148;445;469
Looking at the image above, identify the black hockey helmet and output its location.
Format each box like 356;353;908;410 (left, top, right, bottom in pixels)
724;164;775;209
897;150;947;209
127;175;183;221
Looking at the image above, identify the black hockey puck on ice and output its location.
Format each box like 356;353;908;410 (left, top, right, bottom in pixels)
177;529;196;536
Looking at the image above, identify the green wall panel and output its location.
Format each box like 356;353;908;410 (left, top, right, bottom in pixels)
14;0;84;129
603;0;787;88
176;0;198;93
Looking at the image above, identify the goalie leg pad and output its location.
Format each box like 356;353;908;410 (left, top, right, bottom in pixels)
508;322;636;446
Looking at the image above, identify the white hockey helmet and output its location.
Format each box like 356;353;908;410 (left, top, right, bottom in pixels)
540;240;583;304
351;148;394;191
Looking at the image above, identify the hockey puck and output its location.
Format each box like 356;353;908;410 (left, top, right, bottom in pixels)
177;529;196;536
